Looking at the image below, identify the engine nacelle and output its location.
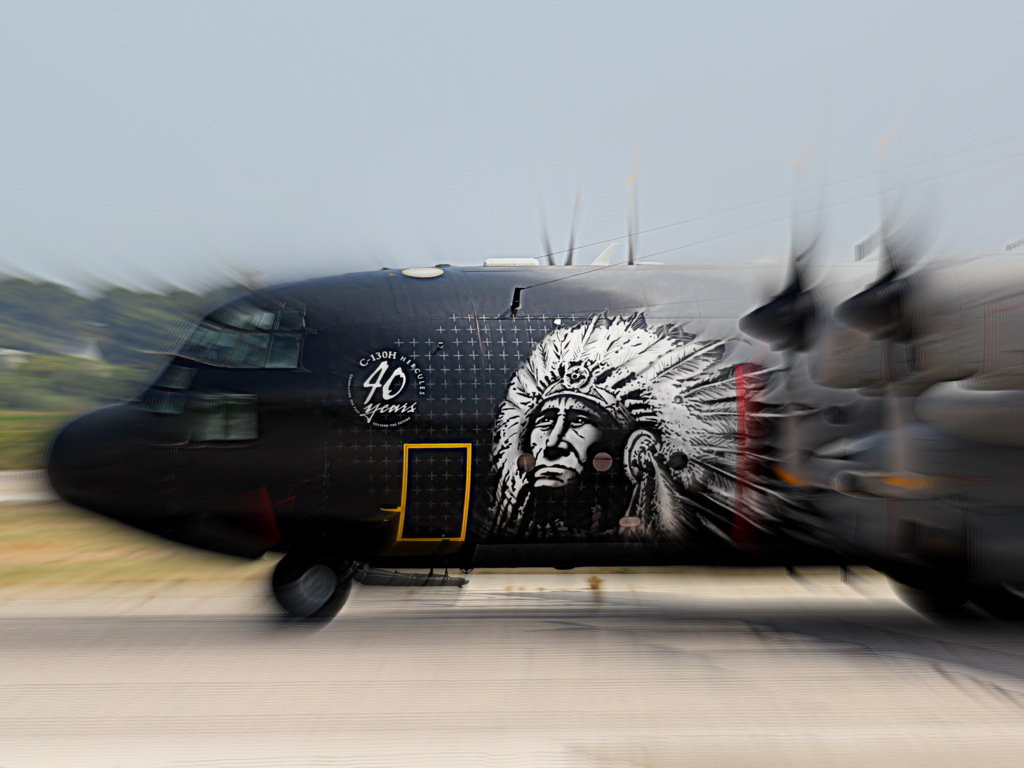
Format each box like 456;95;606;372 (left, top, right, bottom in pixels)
808;322;914;391
917;382;1024;448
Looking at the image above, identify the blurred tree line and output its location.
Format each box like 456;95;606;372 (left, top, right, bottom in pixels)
0;278;234;412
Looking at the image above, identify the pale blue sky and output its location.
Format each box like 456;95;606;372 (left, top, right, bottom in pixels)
2;0;1023;291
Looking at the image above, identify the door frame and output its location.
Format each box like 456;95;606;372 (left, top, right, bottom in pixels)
383;443;473;542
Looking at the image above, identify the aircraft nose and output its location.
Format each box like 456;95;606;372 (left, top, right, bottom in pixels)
48;405;273;559
48;406;143;519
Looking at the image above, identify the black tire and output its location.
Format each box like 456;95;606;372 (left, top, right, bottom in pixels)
272;554;355;621
969;586;1024;622
888;576;974;619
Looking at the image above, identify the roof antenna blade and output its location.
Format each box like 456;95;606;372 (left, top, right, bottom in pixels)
590;242;620;266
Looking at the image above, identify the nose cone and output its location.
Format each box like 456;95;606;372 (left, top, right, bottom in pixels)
48;406;145;520
48;405;274;559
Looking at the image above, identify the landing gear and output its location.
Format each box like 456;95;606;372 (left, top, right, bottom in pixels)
271;554;356;621
887;570;1024;623
887;571;976;621
968;585;1024;622
889;578;972;618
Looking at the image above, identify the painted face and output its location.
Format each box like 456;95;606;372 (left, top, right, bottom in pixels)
528;396;604;488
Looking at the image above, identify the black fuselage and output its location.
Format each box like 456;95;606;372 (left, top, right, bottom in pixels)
48;265;838;570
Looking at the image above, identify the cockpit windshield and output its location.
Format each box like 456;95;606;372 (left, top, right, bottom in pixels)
178;303;304;369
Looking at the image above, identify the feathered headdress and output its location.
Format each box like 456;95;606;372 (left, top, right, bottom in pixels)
490;313;742;538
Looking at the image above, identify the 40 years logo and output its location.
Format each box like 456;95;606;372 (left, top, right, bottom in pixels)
347;350;426;428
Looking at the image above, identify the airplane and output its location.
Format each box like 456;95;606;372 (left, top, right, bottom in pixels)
44;223;1024;623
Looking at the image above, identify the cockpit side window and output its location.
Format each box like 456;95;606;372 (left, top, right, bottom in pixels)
140;389;186;415
225;331;270;367
266;335;301;368
139;364;196;414
211;305;276;331
189;393;258;442
177;302;305;369
277;310;303;331
158;365;197;390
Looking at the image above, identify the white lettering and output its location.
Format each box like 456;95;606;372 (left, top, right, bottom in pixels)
359;350;397;367
381;366;407;400
363;360;409;403
362;360;390;404
362;401;418;423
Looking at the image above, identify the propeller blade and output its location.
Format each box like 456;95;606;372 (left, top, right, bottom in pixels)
739;187;822;351
787;137;826;290
879;340;923;480
786;232;819;295
540;215;555;267
781;350;801;477
836;199;930;340
565;188;581;267
222;258;265;291
883;381;909;476
627;159;639;266
738;282;815;350
879;206;928;280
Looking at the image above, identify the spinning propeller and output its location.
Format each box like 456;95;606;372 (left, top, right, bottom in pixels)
540;160;640;267
739;200;824;484
835;207;928;342
831;202;942;497
540;188;582;266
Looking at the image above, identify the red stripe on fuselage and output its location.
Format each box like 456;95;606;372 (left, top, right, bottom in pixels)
730;363;757;549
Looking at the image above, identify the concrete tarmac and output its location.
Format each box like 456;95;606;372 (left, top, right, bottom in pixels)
0;470;56;503
4;570;1024;767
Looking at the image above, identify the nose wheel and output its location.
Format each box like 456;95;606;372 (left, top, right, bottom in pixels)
271;554;356;621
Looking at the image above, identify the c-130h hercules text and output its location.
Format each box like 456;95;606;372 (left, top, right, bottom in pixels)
47;237;1024;622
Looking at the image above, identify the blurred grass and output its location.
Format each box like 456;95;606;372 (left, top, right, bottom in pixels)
0;500;266;586
0;355;150;412
0;411;74;470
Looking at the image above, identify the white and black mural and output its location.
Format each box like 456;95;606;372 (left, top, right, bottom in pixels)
337;309;770;547
489;313;753;542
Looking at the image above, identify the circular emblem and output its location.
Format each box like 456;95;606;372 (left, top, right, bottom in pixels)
347;350;426;429
562;361;593;390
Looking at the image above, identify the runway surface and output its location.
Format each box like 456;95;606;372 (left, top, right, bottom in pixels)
4;570;1024;767
0;470;56;503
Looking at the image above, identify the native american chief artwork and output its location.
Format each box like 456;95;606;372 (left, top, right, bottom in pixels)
489;313;749;542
